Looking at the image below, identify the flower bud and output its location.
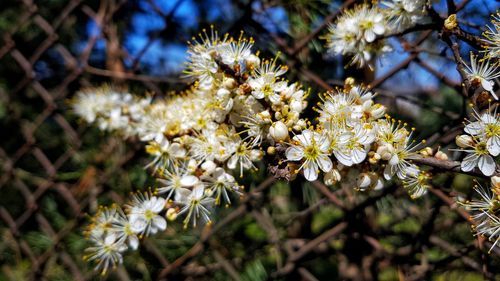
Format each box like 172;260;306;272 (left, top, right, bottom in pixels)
324;169;341;186
377;144;394;160
223;78;238;90
371;104;386;119
435;150;449;161
420;147;433;157
368;151;381;164
201;160;217;174
357;173;372;191
293;119;307;131
216;88;231;99
269;121;289;142
491;176;500;190
456;135;473;148
166;208;178;221
369;172;384;190
290;100;304;112
257;110;272;122
245;54;260;69
444;14;457;30
187;159;199;172
267;146;276;155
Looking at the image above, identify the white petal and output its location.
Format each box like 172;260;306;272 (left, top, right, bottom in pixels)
296;130;312;146
317;155;333;173
464;122;483;135
180;175;199;187
171;143;187;157
303;162;319;181
286;146;304;161
227;155;238;169
389;154;399;166
461;154;478;172
152;197;166;213
478;155;496;176
252;90;265;99
129;236;139;250
351;147;367;164
338;133;352;144
318;136;331;151
174;188;191;202
365;30;376;43
488;136;500;156
373;23;385;35
153;216;167;231
130;218;147;233
383;164;394;180
269;93;281;105
481;79;494;92
104;233;117;245
334;151;353;166
192;186;205;199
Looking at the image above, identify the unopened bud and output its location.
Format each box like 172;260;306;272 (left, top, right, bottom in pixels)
368;152;381;164
435;150;449;161
294;119;307;131
377;145;394;161
456;135;473;148
201;160;217;174
420;147;433;157
269;121;289;142
245;54;260;69
216;88;231;99
491;176;500;190
267;146;276;155
166;208;178;221
345;77;355;86
223;78;238;90
371;105;386;119
187;159;198;172
324;169;341;186
290;100;304;112
369;172;384;190
444;14;458;30
357;173;372;191
258;110;271;121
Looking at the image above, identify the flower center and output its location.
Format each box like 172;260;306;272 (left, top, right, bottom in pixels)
475;142;489;155
144;209;154;220
361;20;374;30
262;84;274;97
236;145;247;155
304;145;320;160
485;123;500;138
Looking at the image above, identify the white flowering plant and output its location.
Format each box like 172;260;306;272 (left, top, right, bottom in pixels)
70;3;500;277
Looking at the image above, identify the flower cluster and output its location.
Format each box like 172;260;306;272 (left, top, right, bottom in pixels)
483;14;500;59
83;196;166;275
459;178;500;253
76;24;498;273
457;106;500;176
73;86;151;135
463;13;500;101
382;0;428;31
285;81;430;198
464;53;500;100
75;29;309;273
325;2;428;68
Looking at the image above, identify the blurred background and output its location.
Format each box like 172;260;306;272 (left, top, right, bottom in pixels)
1;0;500;280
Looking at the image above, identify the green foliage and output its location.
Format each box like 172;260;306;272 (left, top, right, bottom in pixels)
240;260;268;281
244;222;268;242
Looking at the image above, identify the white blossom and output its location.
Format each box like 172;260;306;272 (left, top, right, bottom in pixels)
286;130;333;181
